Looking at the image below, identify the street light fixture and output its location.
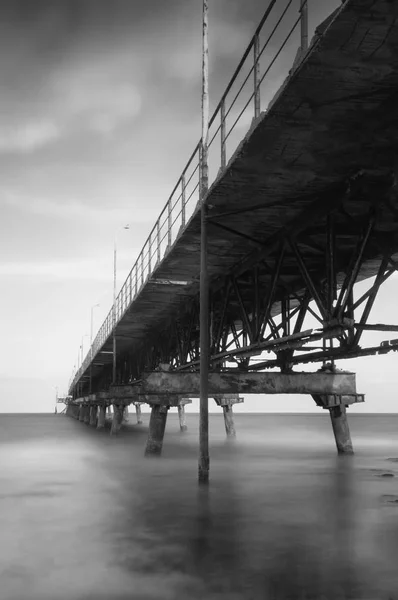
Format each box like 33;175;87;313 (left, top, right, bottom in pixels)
113;224;130;384
89;303;100;394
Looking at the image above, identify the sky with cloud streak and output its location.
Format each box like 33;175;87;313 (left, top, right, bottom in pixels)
1;0;397;414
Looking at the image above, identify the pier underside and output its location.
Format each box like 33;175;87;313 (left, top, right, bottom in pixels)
65;0;398;467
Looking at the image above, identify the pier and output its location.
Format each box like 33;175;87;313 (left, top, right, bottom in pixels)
66;0;398;478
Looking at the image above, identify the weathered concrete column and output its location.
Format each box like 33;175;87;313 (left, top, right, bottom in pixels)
110;404;124;435
134;402;143;425
97;406;106;429
214;394;243;437
145;404;169;457
123;406;129;423
312;364;356;455
178;404;187;432
329;405;354;455
107;406;112;419
222;404;236;437
78;405;84;422
177;398;192;432
89;405;98;427
84;405;90;425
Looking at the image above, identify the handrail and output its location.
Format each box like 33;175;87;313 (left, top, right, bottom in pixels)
70;0;313;393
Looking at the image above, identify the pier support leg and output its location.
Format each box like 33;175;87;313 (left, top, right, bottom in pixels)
329;405;354;455
178;404;187;432
222;404;236;437
84;405;90;425
89;406;97;427
78;405;84;422
97;406;106;429
145;405;169;457
134;402;143;425
110;404;124;435
123;406;129;423
177;398;192;431
214;394;243;437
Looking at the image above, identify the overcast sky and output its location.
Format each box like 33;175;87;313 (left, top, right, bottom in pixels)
2;0;397;415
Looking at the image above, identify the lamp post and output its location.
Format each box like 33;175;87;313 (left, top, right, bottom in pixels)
112;225;130;385
89;303;100;394
80;334;88;367
198;0;210;485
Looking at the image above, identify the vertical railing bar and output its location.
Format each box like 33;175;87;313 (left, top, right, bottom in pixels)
157;220;161;264
135;265;138;297
148;235;152;275
300;0;308;54
254;33;260;119
181;175;186;227
141;252;144;286
168;200;172;248
221;100;226;169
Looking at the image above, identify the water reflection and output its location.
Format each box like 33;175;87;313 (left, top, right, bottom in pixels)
2;414;398;599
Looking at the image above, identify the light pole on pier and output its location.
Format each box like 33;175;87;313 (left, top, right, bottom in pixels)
198;0;210;485
89;303;100;394
79;334;89;372
112;225;130;384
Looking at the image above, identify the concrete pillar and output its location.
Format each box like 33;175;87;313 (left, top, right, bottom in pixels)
110;404;124;435
78;405;84;422
178;403;187;432
145;405;169;457
123;406;129;423
89;405;97;427
97;406;106;429
134;403;143;425
222;404;236;437
329;405;354;455
214;394;243;437
107;406;112;419
84;405;90;425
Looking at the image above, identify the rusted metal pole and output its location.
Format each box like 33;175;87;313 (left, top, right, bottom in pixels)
253;33;260;119
156;220;161;263
199;0;210;485
112;242;117;384
300;0;308;54
220;99;226;169
181;175;186;227
168;200;172;248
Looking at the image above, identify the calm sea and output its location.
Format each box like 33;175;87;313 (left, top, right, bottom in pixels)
1;412;398;600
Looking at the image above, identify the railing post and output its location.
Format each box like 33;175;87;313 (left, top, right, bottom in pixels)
181;175;186;228
129;273;132;302
253;33;261;119
141;253;144;286
148;237;152;276
221;99;226;169
135;266;138;297
156;220;161;263
300;0;308;54
199;144;203;199
168;200;172;248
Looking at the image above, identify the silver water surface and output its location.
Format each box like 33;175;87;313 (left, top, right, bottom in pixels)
1;413;398;599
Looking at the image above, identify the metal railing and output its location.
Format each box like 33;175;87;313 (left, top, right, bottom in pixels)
71;0;323;392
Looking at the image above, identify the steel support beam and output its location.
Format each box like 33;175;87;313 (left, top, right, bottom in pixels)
139;371;356;395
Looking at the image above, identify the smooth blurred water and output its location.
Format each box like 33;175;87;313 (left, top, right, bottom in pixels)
1;412;398;600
